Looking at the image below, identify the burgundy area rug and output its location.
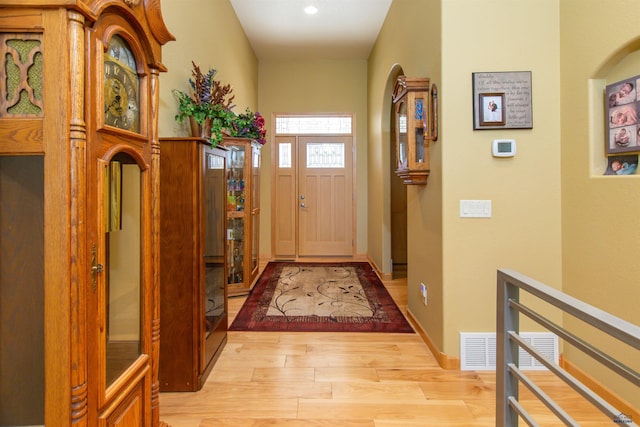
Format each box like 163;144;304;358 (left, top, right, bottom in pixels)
229;262;414;333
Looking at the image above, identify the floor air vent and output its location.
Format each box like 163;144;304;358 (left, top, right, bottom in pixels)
460;332;558;371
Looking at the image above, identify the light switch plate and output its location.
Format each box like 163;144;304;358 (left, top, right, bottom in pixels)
460;200;492;218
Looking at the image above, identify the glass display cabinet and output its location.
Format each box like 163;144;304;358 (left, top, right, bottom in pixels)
159;137;228;391
392;75;438;185
224;137;261;296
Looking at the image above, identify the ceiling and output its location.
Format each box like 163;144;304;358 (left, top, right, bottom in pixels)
229;0;393;60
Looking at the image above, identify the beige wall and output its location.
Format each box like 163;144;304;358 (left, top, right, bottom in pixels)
560;0;640;408
258;59;369;258
440;0;563;355
369;0;562;356
367;0;444;346
158;0;258;139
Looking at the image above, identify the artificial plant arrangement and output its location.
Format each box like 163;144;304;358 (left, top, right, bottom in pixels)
229;108;267;146
173;61;236;146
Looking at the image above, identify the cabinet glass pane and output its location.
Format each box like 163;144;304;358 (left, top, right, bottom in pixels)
415;127;425;164
0;156;44;425
414;98;425;164
252;212;259;271
227;147;245;212
105;154;141;386
227;217;244;284
204;152;225;333
229;146;244;169
252;146;260;209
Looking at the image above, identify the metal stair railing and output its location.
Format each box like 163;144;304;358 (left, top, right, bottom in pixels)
497;269;640;427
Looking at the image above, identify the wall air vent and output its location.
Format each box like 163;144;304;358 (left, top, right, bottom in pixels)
460;332;558;371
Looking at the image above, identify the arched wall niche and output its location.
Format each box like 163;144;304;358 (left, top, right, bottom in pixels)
589;40;640;175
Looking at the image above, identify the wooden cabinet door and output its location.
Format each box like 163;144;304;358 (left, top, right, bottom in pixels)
225;138;261;295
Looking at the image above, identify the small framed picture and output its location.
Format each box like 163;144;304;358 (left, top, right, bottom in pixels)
604;154;638;175
472;71;532;129
478;93;505;127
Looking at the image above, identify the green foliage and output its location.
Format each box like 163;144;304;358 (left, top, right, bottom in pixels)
229;108;267;145
173;62;268;147
173;61;236;146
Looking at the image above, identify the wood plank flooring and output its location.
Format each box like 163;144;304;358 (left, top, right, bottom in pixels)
159;265;611;426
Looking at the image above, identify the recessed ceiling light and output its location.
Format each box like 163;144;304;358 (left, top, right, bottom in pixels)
304;5;318;15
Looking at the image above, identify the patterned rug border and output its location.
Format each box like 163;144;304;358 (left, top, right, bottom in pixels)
229;262;414;333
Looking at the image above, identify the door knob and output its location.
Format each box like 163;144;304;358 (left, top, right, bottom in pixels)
300;203;306;208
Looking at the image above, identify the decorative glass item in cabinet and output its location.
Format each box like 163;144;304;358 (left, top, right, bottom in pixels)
227;217;244;284
392;76;438;185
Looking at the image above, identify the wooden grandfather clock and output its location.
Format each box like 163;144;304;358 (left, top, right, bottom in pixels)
0;1;173;426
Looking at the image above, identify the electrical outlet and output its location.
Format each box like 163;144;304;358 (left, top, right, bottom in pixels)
420;282;427;306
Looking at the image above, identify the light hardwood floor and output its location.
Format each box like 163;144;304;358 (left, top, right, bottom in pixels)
159;265;611;426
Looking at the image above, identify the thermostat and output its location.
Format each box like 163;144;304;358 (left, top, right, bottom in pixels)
492;139;516;157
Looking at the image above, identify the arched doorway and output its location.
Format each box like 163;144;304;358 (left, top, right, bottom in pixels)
388;67;407;279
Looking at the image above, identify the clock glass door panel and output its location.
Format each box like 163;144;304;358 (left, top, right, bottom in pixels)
103;153;142;386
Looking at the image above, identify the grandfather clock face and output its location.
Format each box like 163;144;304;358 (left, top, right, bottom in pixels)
104;35;140;132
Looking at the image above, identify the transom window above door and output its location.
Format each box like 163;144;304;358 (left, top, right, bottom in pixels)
275;115;352;135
